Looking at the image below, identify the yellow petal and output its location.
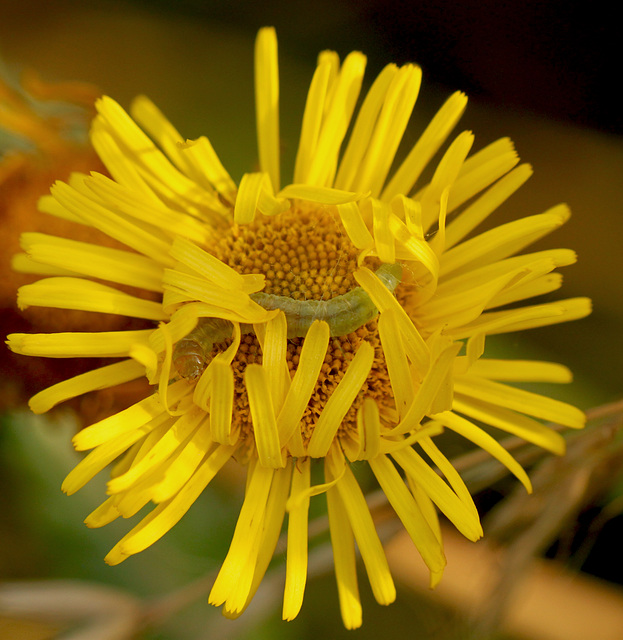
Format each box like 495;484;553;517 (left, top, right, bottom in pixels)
330;457;396;605
29;359;145;414
283;458;311;621
334;63;399;192
17;277;166;320
452;395;566;455
454;375;585;428
369;453;445;577
8;330;152;358
107;443;237;564
432;410;532;492
392;446;483;541
276;320;330;445
209;462;274;605
326;473;362;629
308;341;374;457
254;27;280;192
245;364;284;468
382;91;468;201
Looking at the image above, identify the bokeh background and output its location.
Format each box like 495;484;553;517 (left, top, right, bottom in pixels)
1;1;621;639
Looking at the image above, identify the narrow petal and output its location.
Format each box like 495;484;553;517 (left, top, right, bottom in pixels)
418;130;474;231
209;462;275;606
432;410;532;491
308;341;375;457
261;310;289;414
210;360;235;445
441;205;571;277
335;201;374;250
106;404;206;494
351;64;422;197
72;381;189;450
62;412;173;495
452;395;566;455
378;307;413;418
444;163;533;249
445;138;519;214
392;447;483;541
334;63;399;191
107;442;237;564
95;96;220;212
29;359;146;414
293;58;334;184
283;459;311;621
354;398;381;460
230;463;293;618
150;415;213;503
355;266;429;372
245;364;284;468
17;277;166;320
277;183;363;204
255;27;280;191
382;91;468;200
50;180;172;264
21;232;165;292
467;358;572;383
179;135;238;204
84;171;213;242
449;297;592;339
369;453;446;578
8;330;152;358
306;52;367;187
277;320;330;445
389;341;461;436
454;375;586;428
329;456;396;605
326;481;361;629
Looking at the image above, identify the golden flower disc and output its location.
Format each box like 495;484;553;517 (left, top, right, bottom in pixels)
209;205;394;445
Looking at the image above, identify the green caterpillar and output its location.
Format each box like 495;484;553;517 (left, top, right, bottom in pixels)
173;263;402;380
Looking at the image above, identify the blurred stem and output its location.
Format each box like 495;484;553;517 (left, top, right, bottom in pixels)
467;399;623;639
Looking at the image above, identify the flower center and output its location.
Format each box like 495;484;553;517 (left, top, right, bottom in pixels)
206;206;396;450
213;206;360;298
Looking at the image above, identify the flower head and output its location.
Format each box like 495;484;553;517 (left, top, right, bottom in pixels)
7;28;591;627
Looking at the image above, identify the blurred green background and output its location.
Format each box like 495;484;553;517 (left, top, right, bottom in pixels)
1;1;621;639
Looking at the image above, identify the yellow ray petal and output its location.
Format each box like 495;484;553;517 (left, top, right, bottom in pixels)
326;479;362;629
334;63;399;192
454;375;585;428
392;446;483;541
330;458;396;605
432;410;532;491
29;359;146;414
17;277;166;320
382;91;468;201
369;453;445;577
283;458;311;621
7;330;153;358
107;442;237;564
308;341;375;457
245;364;284;468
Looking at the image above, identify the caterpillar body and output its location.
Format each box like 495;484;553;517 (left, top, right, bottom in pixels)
173;263;402;380
172;317;233;380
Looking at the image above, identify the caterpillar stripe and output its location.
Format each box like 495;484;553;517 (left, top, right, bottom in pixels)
173;263;402;379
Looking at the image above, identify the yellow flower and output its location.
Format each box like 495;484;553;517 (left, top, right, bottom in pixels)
7;28;591;628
